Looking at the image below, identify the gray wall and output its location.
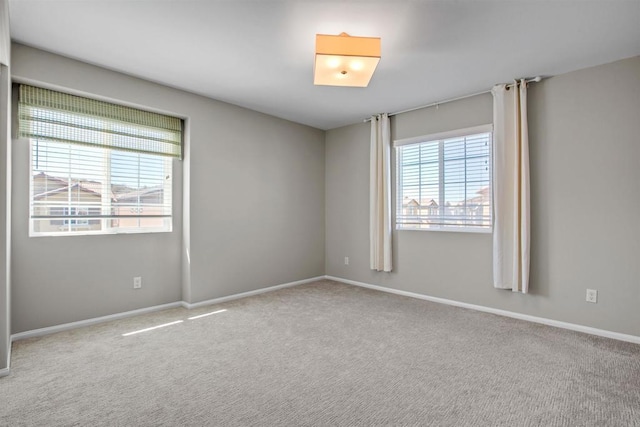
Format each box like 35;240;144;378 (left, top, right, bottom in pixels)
326;56;640;337
0;0;11;373
7;43;637;340
11;43;325;333
186;94;325;303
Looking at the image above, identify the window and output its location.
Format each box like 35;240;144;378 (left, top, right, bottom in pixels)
62;207;89;227
395;125;492;232
19;85;182;236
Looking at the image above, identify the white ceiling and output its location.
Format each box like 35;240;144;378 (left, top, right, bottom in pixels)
8;0;640;130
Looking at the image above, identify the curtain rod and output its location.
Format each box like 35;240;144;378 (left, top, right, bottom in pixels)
364;76;542;122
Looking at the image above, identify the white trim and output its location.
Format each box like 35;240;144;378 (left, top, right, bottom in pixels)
11;301;183;342
182;276;325;309
393;124;493;147
0;0;10;66
1;301;9;376
13;274;635;348
1;342;9;378
0;318;9;376
10;276;325;341
396;225;492;234
325;275;640;345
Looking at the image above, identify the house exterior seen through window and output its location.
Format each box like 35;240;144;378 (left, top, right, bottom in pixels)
395;125;492;232
30;142;173;235
19;84;182;237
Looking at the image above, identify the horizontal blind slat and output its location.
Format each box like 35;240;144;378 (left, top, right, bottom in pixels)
396;129;492;230
30;135;173;235
19;85;183;158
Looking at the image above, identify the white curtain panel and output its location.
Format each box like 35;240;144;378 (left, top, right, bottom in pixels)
370;113;392;272
492;80;530;293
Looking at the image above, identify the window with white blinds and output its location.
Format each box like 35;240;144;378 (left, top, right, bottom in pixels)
19;85;182;236
395;125;492;232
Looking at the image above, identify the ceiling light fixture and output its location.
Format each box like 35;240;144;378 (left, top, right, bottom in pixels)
314;32;381;87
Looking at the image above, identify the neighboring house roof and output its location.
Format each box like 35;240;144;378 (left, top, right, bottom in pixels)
403;198;439;207
401;186;489;208
33;173;118;202
460;186;490;206
33;172;67;186
476;186;490;197
116;186;164;202
33;182;100;200
78;181;115;200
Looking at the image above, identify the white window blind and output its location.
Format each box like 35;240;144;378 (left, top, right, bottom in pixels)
395;125;492;232
19;85;180;236
19;85;182;157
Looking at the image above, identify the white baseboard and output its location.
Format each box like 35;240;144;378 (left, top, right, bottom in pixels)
1;332;10;377
10;276;325;342
11;273;636;349
325;275;640;345
182;276;326;309
0;338;9;377
11;301;183;342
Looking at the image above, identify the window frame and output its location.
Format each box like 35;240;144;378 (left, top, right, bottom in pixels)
62;207;89;227
19;84;181;238
28;140;175;237
394;124;493;233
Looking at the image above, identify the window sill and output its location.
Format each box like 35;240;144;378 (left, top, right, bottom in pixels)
396;226;491;234
29;227;173;238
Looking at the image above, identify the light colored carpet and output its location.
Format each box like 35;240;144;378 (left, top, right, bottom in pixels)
1;280;639;426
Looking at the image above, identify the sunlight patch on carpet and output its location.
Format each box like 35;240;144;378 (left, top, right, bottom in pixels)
188;309;227;320
122;320;184;336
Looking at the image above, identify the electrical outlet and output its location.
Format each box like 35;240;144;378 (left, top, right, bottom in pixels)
133;277;142;289
344;257;349;265
586;289;597;303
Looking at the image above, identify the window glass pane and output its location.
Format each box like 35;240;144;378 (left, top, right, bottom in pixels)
30;139;172;236
21;85;179;237
19;85;182;157
443;157;465;185
396;129;491;231
443;137;465;160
